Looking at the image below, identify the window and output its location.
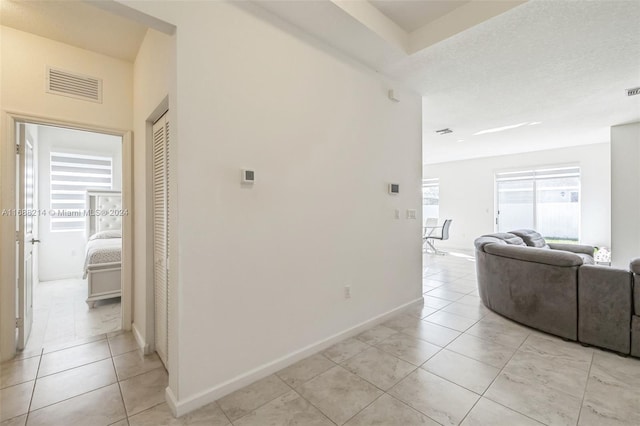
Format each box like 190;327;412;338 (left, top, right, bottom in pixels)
422;178;439;220
50;152;112;231
496;166;580;242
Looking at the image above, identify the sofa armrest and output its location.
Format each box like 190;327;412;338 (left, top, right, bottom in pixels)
548;243;594;256
483;243;583;267
630;258;640;274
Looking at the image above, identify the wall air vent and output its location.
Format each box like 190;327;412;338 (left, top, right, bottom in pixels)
627;87;640;97
435;128;452;135
47;67;102;103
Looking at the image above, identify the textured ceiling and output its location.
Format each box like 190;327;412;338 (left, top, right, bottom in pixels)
381;0;640;164
369;0;470;32
0;0;147;62
2;0;637;165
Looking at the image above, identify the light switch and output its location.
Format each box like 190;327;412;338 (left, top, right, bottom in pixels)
394;209;400;219
407;209;417;219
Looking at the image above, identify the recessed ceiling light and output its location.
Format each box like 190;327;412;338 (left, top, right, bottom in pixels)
435;128;452;135
473;122;529;135
457;139;465;142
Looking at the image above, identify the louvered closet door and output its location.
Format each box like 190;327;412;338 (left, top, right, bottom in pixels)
152;113;169;368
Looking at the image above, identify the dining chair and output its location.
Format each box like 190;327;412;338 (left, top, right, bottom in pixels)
425;219;452;255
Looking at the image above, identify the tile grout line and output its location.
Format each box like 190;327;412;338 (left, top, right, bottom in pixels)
22;347;43;425
227;352;342;424
274;345;385;426
338;391;386;425
215;399;235;426
284;387;338;426
275;353;338;390
223;374;293;425
472;329;555;425
575;349;595;425
337;331;449;424
107;337;131;425
456;327;531;425
35;355;112;380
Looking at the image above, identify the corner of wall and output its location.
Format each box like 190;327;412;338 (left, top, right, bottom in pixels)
132;322;150;355
165;385;179;417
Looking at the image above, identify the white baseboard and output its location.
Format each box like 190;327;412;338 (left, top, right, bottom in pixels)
167;297;424;417
166;386;179;417
132;322;150;355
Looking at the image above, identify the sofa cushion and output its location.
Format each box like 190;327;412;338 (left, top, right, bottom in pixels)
482;233;526;246
475;234;525;252
549;243;595;256
632;316;640;357
634;269;640;316
484;243;583;267
631;258;640;274
510;229;550;249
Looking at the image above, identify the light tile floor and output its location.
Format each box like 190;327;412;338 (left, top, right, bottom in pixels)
1;331;164;426
3;251;640;425
25;279;121;353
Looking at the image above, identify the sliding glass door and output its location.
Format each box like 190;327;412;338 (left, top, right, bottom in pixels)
496;167;580;242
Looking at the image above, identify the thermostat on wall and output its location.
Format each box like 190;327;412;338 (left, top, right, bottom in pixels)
242;169;255;184
388;183;399;195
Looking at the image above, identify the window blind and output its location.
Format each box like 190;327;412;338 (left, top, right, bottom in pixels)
422;177;439;188
496;166;580;182
50;152;112;231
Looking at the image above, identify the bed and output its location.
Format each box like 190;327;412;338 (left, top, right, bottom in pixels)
84;190;122;308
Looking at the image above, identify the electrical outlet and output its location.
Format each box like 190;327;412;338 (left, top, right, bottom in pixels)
344;285;351;299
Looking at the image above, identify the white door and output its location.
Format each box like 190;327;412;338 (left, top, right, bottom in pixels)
152;112;169;368
16;123;38;350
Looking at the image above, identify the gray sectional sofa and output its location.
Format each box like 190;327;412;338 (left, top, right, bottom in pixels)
475;229;640;356
632;260;640;357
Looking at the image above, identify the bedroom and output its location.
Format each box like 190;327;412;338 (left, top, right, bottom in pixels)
22;122;124;352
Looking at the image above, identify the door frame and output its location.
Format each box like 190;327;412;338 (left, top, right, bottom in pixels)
0;111;133;361
16;123;37;350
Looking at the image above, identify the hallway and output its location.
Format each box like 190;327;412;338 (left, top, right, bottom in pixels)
24;279;121;354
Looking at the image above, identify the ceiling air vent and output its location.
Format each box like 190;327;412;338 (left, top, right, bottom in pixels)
627;87;640;97
47;67;102;103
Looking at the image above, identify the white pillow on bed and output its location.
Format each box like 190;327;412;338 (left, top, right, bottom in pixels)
89;230;122;240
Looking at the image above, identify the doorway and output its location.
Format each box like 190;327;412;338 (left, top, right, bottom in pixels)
11;116;132;355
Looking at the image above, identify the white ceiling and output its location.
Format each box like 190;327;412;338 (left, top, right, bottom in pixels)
383;0;640;164
0;0;148;62
370;0;470;32
2;0;638;165
258;0;640;165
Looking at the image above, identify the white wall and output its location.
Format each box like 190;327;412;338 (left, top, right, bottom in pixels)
37;125;122;281
0;26;133;130
122;0;422;413
0;26;133;360
424;143;611;250
611;122;640;268
132;28;173;351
